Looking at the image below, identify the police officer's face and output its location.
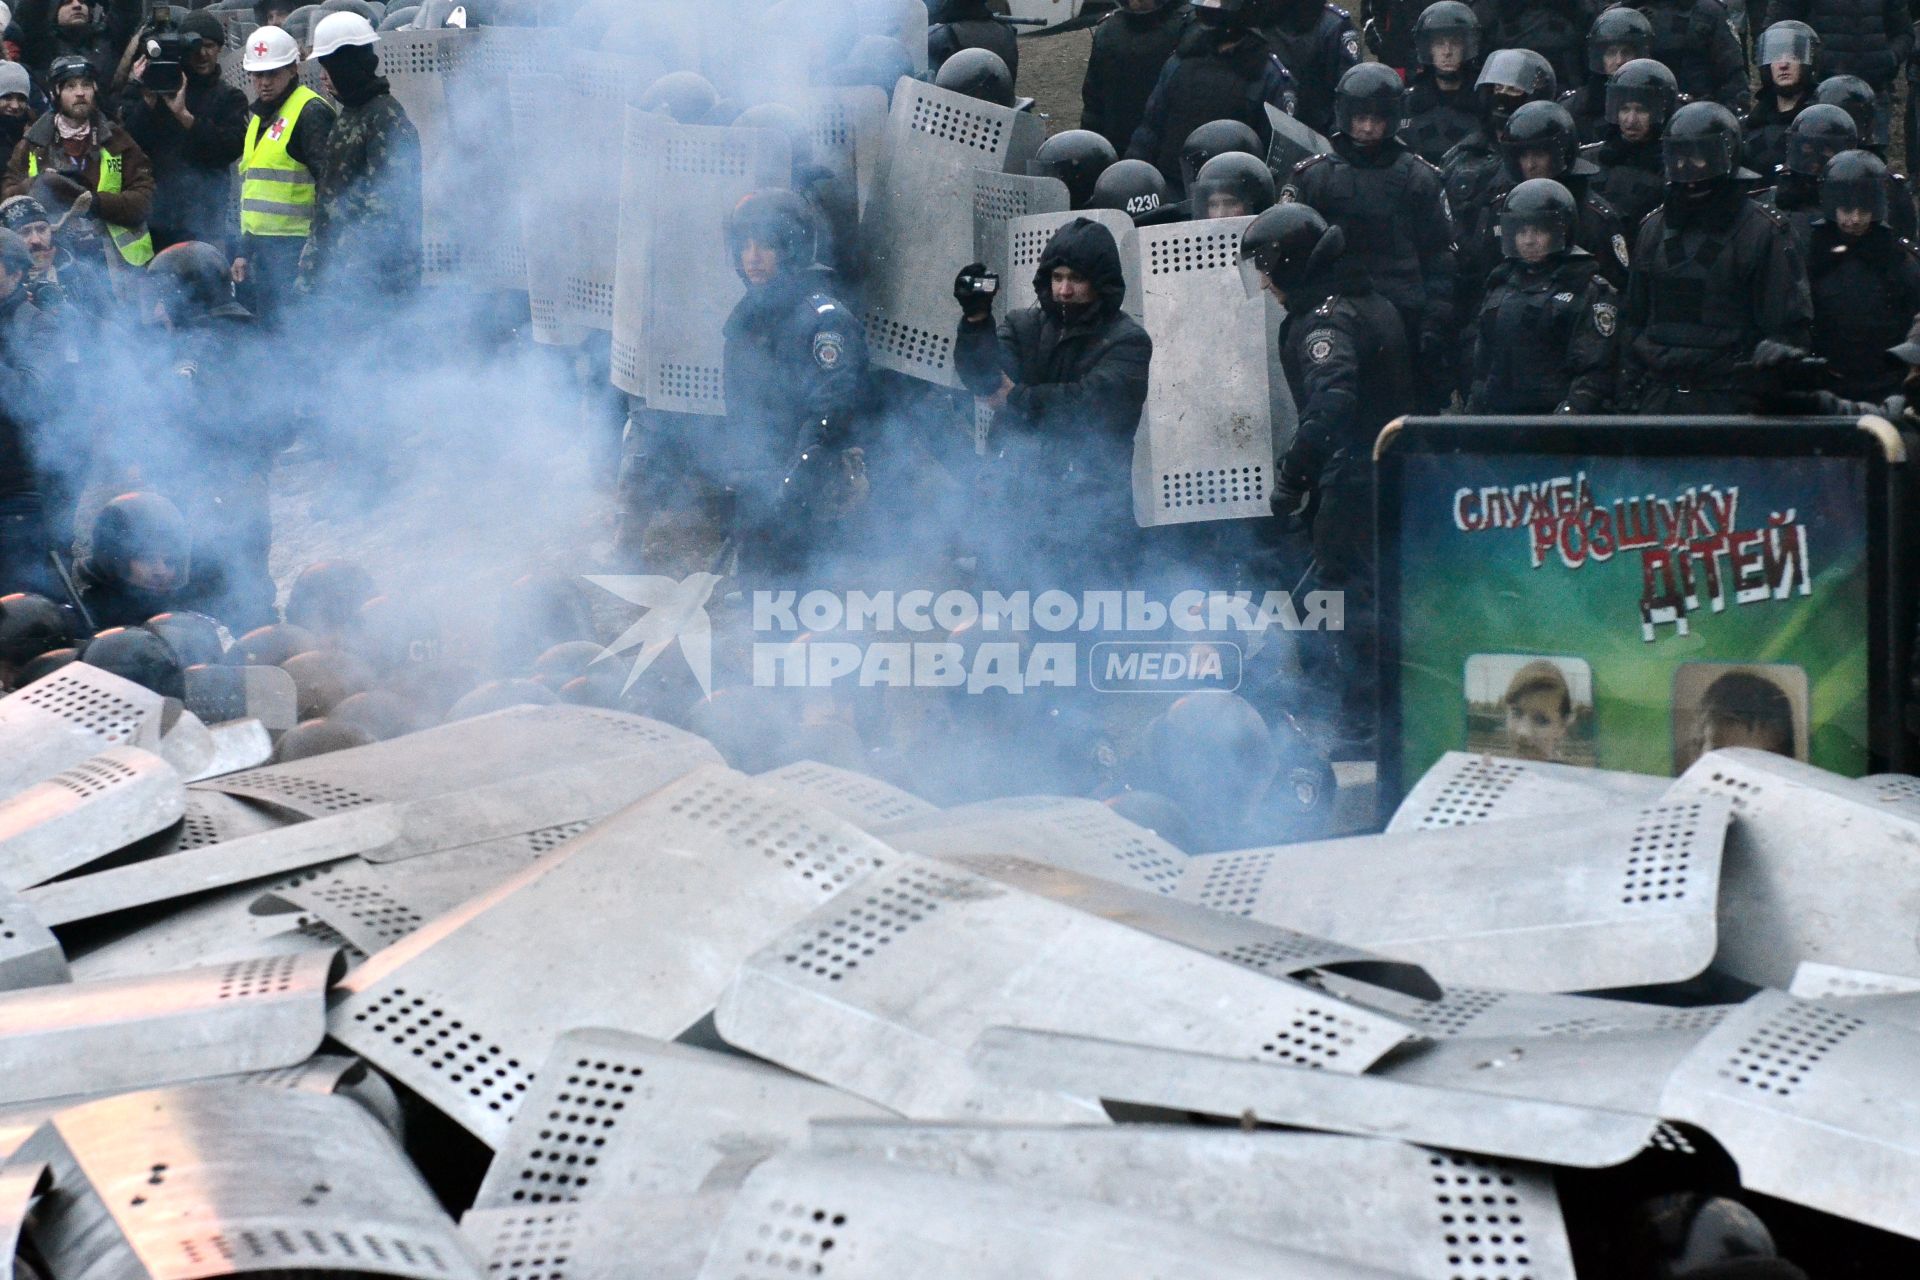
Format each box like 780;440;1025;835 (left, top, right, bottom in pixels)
1771;56;1804;90
20;222;52;269
249;66;297;102
1516;148;1557;180
1429;36;1465;76
740;238;779;286
1051;265;1095;307
1602;45;1636;76
0;95;26;120
1837;207;1876;237
1513;224;1555;264
1206;192;1249;219
1348;113;1389;146
1505;689;1570;760
56;79;94;119
1617;103;1652;142
127;555;182;593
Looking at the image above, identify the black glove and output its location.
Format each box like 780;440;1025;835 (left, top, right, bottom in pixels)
953;262;999;320
1751;339;1823;373
1270;450;1318;526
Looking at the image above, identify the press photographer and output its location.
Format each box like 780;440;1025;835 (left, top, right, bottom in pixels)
119;6;246;250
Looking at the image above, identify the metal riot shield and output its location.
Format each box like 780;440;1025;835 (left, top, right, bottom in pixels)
327;767;893;1147
463;1194;735;1280
1661;990;1920;1241
859;79;1045;387
0;664;170;800
198;705;720;861
1667;747;1920;988
641;122;793;414
1173;799;1731;992
381;30;462;286
471;1028;889;1210
808;1122;1577;1280
1003;209;1141;318
969;1028;1654;1170
887;795;1190;890
185;663;298;733
610;106;662;396
17;1083;483;1280
1315;970;1737;1041
508;72;589;345
1265;102;1333;177
970;171;1070;324
1790;961;1920;1000
692;1153;1403;1279
807;86;889;213
0;882;65;993
713;853;1417;1123
0;950;338;1104
1387;750;1671;832
0;747;183;890
1133;218;1277;526
189;719;274;782
758;761;938;831
0;1163;48;1277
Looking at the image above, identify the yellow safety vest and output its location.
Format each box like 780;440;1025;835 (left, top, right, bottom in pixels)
240;87;319;238
27;148;154;267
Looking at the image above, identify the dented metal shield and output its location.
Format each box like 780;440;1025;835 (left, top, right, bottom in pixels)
0;747;184;891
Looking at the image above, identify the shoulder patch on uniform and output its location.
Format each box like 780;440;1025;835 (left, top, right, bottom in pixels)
1612;232;1630;268
1553;291;1576;304
1304;327;1339;363
812;331;846;369
1341;29;1359;60
1311;299;1335;318
1592;301;1617;337
1754;202;1791;231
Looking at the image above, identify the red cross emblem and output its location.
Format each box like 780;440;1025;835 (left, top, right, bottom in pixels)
267;118;286;140
253;41;268;56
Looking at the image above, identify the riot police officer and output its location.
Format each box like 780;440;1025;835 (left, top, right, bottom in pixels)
1030;130;1119;210
1255;0;1362;136
1811;73;1918;235
1472;0;1592;92
1126;0;1297;197
1239;201;1410;744
1745;21;1821;175
721;191;871;580
1805;149;1920;402
1441;48;1557;250
1179;118;1263;193
1402;1;1483;165
1621;102;1813;414
1761;104;1859;248
928;0;1020;81
1467;178;1620;413
1581;57;1679;232
1635;0;1752;112
1282;62;1456;409
1191;150;1276;218
1081;0;1192;157
1565;6;1654;144
1089;158;1173;222
1761;1;1910;152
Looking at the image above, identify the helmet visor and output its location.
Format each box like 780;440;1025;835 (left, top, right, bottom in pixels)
1193;173;1270;221
1663;131;1736;183
1755;26;1815;68
1607;80;1673;130
1418;21;1480;71
1822;172;1889;222
1786;130;1852;177
1587;32;1650;76
1498;208;1570;259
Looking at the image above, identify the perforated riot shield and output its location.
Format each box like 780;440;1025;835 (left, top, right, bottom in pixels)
758;760;937;831
463;1194;735;1280
1174;799;1730;992
508;73;588;345
328;767;893;1147
1668;748;1920;987
1790;961;1920;999
808;1122;1577;1280
807;87;889;212
0;884;65;993
0;664;171;800
0;950;338;1104
17;1083;482;1280
859;79;1045;387
1003;209;1142;318
0;747;183;890
472;1029;888;1210
970;171;1070;324
185;664;298;733
1133;218;1283;526
714;854;1416;1122
1387;751;1670;832
887;795;1190;892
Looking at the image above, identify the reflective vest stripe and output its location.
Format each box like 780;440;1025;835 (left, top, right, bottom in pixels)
240;87;318;238
26;149;153;266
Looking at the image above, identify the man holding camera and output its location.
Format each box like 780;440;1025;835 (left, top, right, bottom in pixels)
120;9;248;251
2;54;153;270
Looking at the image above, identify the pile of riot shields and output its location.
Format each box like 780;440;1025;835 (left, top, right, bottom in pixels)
0;647;1913;1275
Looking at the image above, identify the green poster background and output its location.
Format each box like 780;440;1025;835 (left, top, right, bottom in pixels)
1396;452;1871;781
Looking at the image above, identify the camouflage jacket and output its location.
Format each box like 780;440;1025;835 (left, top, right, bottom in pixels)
297;84;422;298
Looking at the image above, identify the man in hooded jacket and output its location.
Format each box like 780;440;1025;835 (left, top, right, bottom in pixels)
953;218;1152;581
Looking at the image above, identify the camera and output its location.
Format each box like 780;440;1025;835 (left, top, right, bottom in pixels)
138;7;187;95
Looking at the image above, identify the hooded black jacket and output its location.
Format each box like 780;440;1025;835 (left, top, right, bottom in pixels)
953;217;1153;487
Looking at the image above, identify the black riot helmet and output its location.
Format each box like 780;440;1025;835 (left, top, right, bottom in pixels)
1607;58;1679;134
1191;0;1256;28
83;627;186;700
1499;178;1577;260
1755;20;1819;91
1088;158;1169;222
0;594;75;669
933;47;1013;107
143;611;226;669
90;492;191;593
148;242;248;324
1814;75;1876;142
726;190;817;277
1412;1;1480;72
1784;104;1859;178
1030;130;1118;209
1476;48;1556;128
1822;148;1890;224
1586;6;1652;76
1501;100;1582;179
836;34;916;100
639;70;718;124
285;559;380;639
1238;202;1346;297
732;102;817;174
1333;62;1408;143
1179;119;1262;191
1662;101;1746;186
1191;152;1276;219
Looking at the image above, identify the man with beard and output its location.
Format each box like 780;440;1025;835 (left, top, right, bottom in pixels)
296;12;420;302
2;54;154;271
1255;0;1361;137
1082;0;1191;157
1126;0;1296;198
12;0;138;82
953;219;1151;584
232;24;334;328
1621;102;1812;414
120;10;248;251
